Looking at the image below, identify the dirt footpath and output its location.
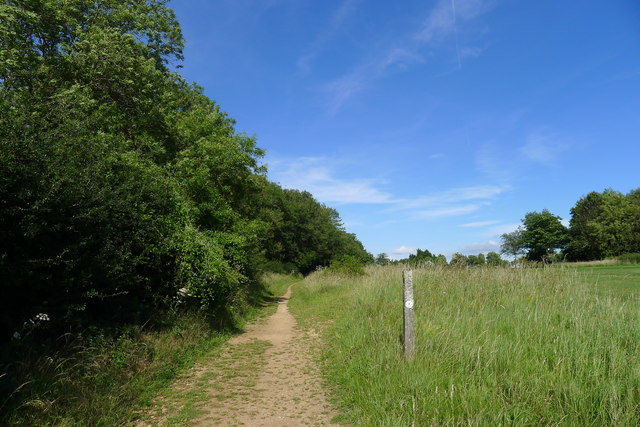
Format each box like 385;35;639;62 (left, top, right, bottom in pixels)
138;284;336;426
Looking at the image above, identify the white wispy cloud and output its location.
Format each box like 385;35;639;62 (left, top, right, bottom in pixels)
459;45;485;60
475;143;516;181
459;240;500;254
428;153;446;159
413;204;481;218
268;157;393;204
324;72;369;114
297;0;360;73
415;0;487;43
268;157;510;222
459;220;499;227
520;132;569;165
393;185;509;211
486;223;520;237
393;245;417;255
323;0;492;112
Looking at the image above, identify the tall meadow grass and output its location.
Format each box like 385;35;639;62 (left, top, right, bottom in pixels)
290;265;640;425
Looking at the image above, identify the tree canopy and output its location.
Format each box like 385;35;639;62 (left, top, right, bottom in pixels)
565;189;640;261
0;0;370;342
500;210;567;262
521;210;569;261
500;188;640;262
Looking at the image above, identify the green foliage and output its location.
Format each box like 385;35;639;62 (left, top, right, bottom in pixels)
486;251;506;266
503;188;640;263
500;227;526;259
618;253;640;264
396;248;446;267
0;0;370;419
326;255;366;276
565;189;640;261
408;248;435;266
521;209;569;261
375;253;391;266
449;252;468;266
0;0;367;334
500;210;568;262
173;226;243;315
467;253;485;265
254;183;372;275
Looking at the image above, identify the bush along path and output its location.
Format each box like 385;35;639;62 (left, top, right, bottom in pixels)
135;283;336;426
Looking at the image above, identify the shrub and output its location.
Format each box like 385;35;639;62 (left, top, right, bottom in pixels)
617;253;640;264
174;226;244;315
326;255;366;276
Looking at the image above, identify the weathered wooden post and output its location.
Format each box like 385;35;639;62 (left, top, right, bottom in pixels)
403;269;415;359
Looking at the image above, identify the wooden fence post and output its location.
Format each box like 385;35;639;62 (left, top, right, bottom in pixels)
403;269;415;359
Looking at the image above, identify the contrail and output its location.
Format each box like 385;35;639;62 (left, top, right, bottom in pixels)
451;0;462;69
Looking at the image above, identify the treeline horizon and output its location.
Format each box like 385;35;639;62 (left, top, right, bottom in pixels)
0;0;371;345
378;187;640;267
376;248;508;267
501;187;640;262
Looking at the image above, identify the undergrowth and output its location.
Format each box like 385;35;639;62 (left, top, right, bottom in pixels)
618;253;640;264
0;274;297;426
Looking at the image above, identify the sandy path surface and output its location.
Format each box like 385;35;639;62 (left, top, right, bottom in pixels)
138;284;336;426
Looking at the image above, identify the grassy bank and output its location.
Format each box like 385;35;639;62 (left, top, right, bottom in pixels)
1;274;299;426
290;265;640;425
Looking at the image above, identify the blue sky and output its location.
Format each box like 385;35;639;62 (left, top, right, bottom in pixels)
170;0;640;259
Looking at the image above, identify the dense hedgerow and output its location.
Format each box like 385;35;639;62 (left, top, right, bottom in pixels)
0;0;370;338
0;0;370;417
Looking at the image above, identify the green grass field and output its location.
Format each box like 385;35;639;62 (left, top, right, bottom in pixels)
290;264;640;425
574;264;640;297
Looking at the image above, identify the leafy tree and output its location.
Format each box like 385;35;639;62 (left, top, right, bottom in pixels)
327;255;366;276
252;184;370;275
402;248;447;267
564;191;606;260
565;189;639;260
450;253;468;265
434;254;448;265
407;248;434;266
521;210;568;261
1;0;192;336
375;253;391;266
486;251;506;266
629;188;640;253
500;227;526;259
0;0;371;342
467;253;485;266
0;1;375;420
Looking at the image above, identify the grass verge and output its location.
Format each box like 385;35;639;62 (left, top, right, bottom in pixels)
290;264;640;425
0;274;297;426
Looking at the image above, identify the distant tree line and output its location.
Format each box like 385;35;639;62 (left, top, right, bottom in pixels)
0;0;370;342
377;249;508;267
500;188;640;262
